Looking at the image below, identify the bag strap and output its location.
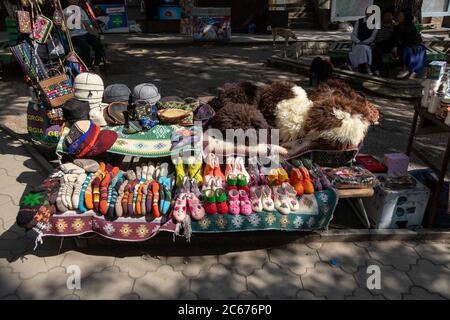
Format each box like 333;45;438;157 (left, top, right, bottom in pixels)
55;0;75;53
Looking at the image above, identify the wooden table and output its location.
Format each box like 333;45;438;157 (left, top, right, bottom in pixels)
338;188;375;228
406;104;450;227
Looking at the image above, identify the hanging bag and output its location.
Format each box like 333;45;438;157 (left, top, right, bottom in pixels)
17;10;32;34
32;15;53;44
38;69;74;107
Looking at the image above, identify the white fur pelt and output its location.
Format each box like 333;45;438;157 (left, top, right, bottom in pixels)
275;85;313;143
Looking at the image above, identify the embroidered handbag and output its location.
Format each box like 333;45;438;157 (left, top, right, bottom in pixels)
32;15;53;44
17;10;32;34
38;71;74;107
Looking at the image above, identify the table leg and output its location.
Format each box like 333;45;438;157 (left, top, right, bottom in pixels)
346;198;371;229
425;134;450;227
406;110;419;156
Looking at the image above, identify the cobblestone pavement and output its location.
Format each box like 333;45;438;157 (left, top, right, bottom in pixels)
0;130;449;300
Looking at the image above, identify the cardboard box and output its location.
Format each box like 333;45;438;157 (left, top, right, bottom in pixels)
383;153;409;177
363;175;430;229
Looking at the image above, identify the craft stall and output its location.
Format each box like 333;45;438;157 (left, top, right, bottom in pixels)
9;1;443;249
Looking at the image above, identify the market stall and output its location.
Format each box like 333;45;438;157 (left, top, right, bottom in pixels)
13;1;442;249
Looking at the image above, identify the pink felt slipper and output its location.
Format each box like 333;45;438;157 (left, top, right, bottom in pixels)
239;190;252;215
187;192;205;221
227;189;240;215
173;193;187;222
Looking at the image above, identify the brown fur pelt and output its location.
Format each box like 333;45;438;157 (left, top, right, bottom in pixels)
310;79;379;125
258;81;296;122
209;81;261;112
209;103;270;133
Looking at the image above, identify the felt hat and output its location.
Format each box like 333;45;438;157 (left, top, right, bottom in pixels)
62;99;90;125
76;124;101;158
86;130;118;157
132;83;161;105
105;101;128;125
64;120;94;154
103;84;131;103
89;103;108;127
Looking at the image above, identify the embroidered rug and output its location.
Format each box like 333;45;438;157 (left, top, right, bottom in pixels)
42;211;177;241
57;124;179;158
191;188;338;233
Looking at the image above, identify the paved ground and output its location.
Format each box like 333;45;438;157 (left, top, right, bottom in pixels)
0;44;449;299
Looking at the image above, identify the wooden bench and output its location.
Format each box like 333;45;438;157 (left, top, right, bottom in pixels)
338;188;375;228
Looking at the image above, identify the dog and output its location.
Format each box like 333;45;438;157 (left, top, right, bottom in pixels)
309;57;334;86
270;27;298;47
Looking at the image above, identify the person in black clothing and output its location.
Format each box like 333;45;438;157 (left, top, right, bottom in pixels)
393;11;426;78
371;10;396;76
348;10;378;75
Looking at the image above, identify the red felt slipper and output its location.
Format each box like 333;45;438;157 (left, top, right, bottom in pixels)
202;189;217;215
215;188;228;215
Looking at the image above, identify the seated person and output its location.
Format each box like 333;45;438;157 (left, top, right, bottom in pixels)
348;10;378;75
393;11;426;78
371;9;396;76
64;0;104;67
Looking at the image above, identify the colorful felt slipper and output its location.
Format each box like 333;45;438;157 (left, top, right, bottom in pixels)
173;157;186;187
290;168;304;196
187;156;203;186
282;182;300;212
261;185;275;212
249;186;263;213
203;153;215;178
224;156;235;178
227;189;240;215
122;182;130;216
237;174;250;194
213;155;225;182
268;168;279;186
173;193;187;222
298;167;314;194
277;168;289;184
203;189;217;215
127;180;138;216
215;188;228;215
239;190;252;215
226;174;238;192
187;192;205;220
235;157;250;182
273;186;291;215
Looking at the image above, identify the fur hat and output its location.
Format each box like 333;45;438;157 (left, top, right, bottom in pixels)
209;103;270;133
209;81;261;112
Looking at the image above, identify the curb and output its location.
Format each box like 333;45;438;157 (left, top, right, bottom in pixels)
0;124;54;175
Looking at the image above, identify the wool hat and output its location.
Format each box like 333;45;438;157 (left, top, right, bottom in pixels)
74;72;104;107
132;83;161;105
103;84;131;103
64;120;94;154
76;124;101;158
86;130;118;157
89;103;108;127
62;99;90;125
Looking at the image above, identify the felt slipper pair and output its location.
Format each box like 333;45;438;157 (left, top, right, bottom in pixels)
202;188;228;215
172;191;205;222
173;156;203;187
227;189;252;215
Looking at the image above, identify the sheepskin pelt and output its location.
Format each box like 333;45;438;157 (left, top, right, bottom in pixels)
258;81;297;123
274;85;314;143
209;103;270;133
303;95;372;149
275;79;380;151
209;81;261;112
